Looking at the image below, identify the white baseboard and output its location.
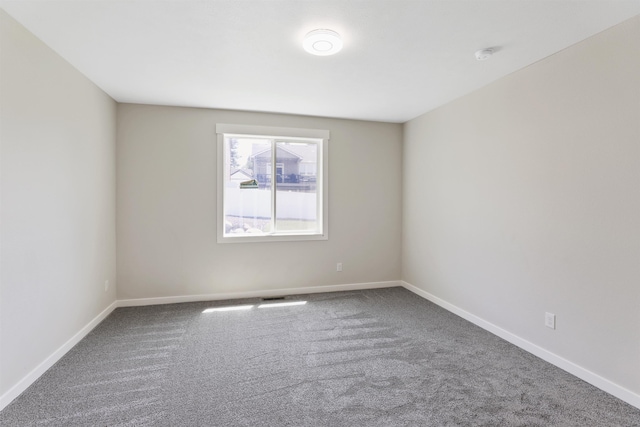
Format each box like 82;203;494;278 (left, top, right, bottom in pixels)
0;301;118;411
401;281;640;410
117;280;401;307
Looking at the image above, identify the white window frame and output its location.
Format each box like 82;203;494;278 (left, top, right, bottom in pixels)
216;124;329;243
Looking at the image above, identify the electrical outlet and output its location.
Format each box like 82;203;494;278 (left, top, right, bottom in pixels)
336;262;343;272
545;312;556;329
105;280;109;292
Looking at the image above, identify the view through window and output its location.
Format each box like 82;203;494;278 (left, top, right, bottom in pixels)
217;125;328;242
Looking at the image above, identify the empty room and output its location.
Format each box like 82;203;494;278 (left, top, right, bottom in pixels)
1;0;639;425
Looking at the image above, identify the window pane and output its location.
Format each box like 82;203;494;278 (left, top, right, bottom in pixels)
275;141;319;232
217;123;328;242
223;137;272;235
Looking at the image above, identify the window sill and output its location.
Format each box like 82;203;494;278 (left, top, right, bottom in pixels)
217;232;328;244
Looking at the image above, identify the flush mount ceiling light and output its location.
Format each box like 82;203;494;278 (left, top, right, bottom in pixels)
303;29;343;56
475;48;494;61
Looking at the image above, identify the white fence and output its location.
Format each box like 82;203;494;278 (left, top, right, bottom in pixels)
225;188;317;220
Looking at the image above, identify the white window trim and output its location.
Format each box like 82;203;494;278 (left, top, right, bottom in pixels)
216;124;329;243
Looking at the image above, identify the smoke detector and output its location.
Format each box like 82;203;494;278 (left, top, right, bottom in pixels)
475;48;494;61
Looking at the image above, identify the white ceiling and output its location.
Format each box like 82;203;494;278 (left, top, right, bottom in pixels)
2;1;639;123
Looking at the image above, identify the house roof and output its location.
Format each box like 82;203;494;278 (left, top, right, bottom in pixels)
230;168;253;178
251;143;317;162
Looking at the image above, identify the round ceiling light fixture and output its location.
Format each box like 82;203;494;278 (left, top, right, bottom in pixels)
303;29;343;56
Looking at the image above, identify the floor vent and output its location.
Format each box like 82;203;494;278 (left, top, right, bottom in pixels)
261;296;286;301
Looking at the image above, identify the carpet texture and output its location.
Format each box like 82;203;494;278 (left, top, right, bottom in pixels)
1;287;639;426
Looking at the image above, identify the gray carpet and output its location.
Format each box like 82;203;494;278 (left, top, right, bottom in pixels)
1;287;639;426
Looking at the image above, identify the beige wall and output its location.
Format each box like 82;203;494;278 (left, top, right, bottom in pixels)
116;104;402;299
2;3;637;410
403;16;640;397
0;10;117;397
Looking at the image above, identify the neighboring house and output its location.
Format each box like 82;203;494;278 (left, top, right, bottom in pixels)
250;143;317;191
227;168;254;188
229;168;253;181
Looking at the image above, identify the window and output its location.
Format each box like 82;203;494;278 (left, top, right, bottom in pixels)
216;124;329;243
